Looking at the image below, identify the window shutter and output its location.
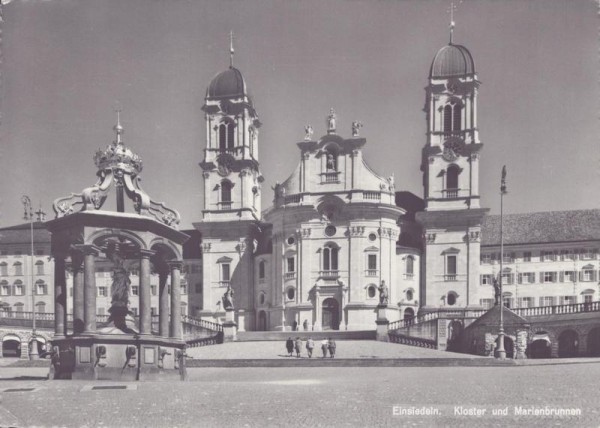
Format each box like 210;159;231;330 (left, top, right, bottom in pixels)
552;272;557;283
540;272;545;284
539;297;544;306
559;296;564;305
517;273;522;284
579;271;584;282
593;270;598;282
559;271;564;282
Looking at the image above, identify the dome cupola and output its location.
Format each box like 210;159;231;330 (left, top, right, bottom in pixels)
430;44;475;78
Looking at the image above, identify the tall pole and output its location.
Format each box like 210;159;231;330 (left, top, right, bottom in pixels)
496;166;507;359
21;196;39;360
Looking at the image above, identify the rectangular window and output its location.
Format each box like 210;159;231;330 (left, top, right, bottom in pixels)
36;263;44;275
14;264;22;276
542;251;555;262
286;257;295;273
181;283;188;294
502;253;514;263
98;287;107;297
1;285;11;296
151;307;157;316
518;272;535;284
98;307;105;315
584;295;593;304
501;273;513;285
14;285;23;296
446;256;457;275
480;274;492;285
0;265;6;276
132;286;139;296
563;296;576;305
518;297;534;308
580;249;593;260
151;285;157;296
131;307;138;316
523;252;531;262
191;265;202;274
583;270;594;282
503;297;512;309
540;296;554;306
36;283;47;295
368;254;377;271
221;263;231;282
542;272;557;283
481;254;492;264
195;282;203;294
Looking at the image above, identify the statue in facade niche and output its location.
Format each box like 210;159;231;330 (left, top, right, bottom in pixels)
222;284;234;310
326;153;336;171
378;280;389;305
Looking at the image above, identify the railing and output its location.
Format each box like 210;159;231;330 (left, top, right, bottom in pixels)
512;301;600;317
365;269;378;277
404;273;414;280
218;202;232;210
363;191;380;201
181;314;223;332
388;332;437;349
284;194;303;204
444;274;457;281
319;270;339;279
186;332;223;348
322;172;339;183
284;272;296;280
443;189;459;198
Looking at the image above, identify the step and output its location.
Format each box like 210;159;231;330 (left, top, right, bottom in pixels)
236;330;376;341
187;358;517;368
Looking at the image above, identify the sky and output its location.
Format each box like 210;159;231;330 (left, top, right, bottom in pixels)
0;0;598;229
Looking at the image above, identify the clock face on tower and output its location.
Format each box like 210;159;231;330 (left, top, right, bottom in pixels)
216;153;235;176
442;139;463;162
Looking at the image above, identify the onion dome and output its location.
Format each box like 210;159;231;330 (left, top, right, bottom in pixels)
430;44;475;78
206;67;247;99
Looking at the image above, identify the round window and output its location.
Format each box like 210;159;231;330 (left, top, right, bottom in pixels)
447;293;456;306
287;288;295;300
368;233;377;242
325;225;336;237
368;286;376;299
406;290;413;301
287;236;295;245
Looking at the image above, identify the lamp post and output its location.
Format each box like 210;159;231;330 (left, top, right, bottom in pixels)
21;196;45;360
496;166;508;359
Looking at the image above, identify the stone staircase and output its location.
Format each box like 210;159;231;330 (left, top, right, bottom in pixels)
236;330;376;341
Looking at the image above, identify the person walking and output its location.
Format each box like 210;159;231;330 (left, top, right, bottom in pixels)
306;337;315;358
295;337;302;358
328;337;336;358
285;337;294;357
321;338;328;358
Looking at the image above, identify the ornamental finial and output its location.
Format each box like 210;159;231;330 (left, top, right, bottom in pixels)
447;1;462;44
229;30;235;68
114;106;124;145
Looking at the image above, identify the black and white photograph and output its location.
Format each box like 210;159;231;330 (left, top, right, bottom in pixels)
0;0;598;426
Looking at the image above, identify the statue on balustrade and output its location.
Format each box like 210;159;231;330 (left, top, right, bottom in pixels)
378;280;389;305
222;284;234;310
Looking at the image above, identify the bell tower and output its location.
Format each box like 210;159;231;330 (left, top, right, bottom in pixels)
417;17;488;314
199;33;263;222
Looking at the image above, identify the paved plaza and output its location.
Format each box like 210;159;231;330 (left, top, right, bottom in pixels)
0;362;598;427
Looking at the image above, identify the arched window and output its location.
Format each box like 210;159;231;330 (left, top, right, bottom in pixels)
453;104;462;131
367;285;377;299
446;165;459;189
36;302;46;314
0;262;7;276
259;292;266;305
227;123;235;150
443;105;453;133
406;256;414;277
13;262;22;276
447;292;457;306
13;280;23;296
36;280;47;295
323;245;338;271
219;124;227;151
221;181;232;203
36;261;44;275
258;261;266;279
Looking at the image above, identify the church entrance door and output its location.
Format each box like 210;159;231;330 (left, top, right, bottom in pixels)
322;298;339;330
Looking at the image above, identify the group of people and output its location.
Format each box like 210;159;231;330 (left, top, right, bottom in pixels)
285;337;336;358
